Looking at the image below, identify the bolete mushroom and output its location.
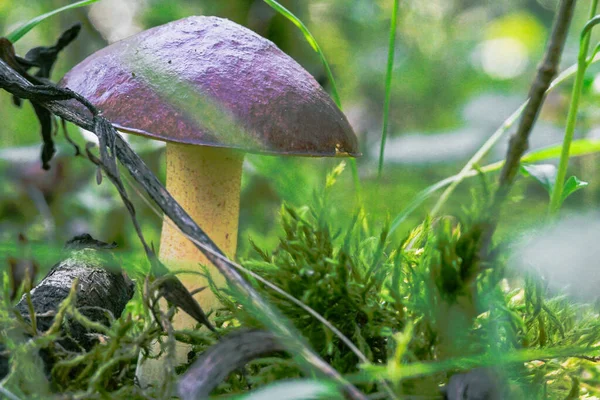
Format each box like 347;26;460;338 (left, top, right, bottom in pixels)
59;15;358;371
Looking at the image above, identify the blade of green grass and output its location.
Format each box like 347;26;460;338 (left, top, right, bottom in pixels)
355;344;600;383
521;138;600;163
549;0;599;214
428;53;600;218
389;178;452;233
389;138;600;234
262;0;362;201
428;103;526;218
377;0;400;179
0;385;21;400
5;0;99;43
262;0;340;106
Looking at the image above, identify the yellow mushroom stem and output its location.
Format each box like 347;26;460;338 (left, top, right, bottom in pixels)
138;143;243;383
160;143;244;313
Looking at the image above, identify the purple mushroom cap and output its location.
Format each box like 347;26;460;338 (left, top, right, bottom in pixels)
59;16;359;157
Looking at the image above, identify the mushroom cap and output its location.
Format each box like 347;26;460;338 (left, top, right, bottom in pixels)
59;16;359;157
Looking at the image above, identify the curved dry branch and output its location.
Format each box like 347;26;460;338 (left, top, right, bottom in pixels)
178;330;284;399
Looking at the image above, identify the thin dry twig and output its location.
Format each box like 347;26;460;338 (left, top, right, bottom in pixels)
482;0;576;250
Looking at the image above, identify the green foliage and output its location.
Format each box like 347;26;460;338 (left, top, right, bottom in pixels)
246;205;401;373
262;0;340;106
377;0;400;178
521;164;588;206
0;251;154;400
1;176;600;399
549;1;599;215
189;177;600;398
560;176;589;203
521;164;558;196
4;0;99;43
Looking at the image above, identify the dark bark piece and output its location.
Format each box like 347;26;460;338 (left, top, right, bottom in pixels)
178;330;284;400
59;16;358;157
14;234;133;350
0;234;134;379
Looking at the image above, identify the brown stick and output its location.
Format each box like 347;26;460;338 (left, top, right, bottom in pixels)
483;0;576;250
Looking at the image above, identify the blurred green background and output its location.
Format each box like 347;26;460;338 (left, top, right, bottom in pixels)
1;0;600;260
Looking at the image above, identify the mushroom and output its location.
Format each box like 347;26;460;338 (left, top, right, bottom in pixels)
59;15;358;369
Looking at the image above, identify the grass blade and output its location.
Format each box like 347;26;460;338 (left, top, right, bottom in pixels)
262;0;362;200
549;3;600;214
262;0;340;106
377;0;400;178
389;138;600;234
5;0;99;43
357;344;600;383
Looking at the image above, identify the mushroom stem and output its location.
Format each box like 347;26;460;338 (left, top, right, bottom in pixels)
160;143;244;314
138;144;243;384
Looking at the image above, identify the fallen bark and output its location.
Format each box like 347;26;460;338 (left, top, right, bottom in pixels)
0;234;134;379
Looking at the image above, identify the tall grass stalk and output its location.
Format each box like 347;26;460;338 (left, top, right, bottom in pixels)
391;138;600;237
262;0;362;200
549;0;599;214
357;344;600;384
377;0;400;178
429;104;526;218
5;0;99;43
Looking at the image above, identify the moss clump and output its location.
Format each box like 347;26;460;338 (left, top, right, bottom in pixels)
191;196;600;398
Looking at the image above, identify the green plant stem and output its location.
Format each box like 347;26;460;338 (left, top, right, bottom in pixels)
484;0;575;233
0;386;21;400
378;0;400;178
549;58;587;213
391;135;600;233
349;159;362;203
262;0;362;201
430;103;526;217
549;1;599;214
262;0;340;106
5;0;99;43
